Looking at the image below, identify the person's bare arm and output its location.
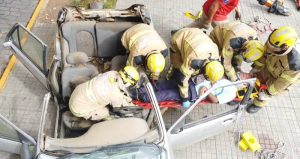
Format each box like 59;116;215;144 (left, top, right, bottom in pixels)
207;93;219;103
206;0;222;22
199;87;218;103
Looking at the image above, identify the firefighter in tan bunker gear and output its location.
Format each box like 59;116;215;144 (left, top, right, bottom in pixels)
247;26;300;113
121;23;168;80
169;28;222;107
69;66;140;121
210;21;264;81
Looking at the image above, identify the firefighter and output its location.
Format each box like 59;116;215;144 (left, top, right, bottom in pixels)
209;21;265;81
121;23;168;80
247;26;300;113
68;66;140;121
169;28;223;108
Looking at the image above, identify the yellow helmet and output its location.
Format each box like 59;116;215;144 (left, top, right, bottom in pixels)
242;40;264;62
119;66;140;86
266;26;298;55
146;51;166;79
204;61;224;82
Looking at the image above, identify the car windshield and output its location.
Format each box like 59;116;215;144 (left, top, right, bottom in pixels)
59;143;164;159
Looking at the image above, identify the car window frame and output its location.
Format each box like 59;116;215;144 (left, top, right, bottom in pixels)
5;23;49;76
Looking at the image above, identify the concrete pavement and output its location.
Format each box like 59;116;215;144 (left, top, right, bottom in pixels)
0;0;38;76
117;0;300;158
0;0;300;158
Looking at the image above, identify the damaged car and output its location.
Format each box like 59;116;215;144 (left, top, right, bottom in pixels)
1;4;255;159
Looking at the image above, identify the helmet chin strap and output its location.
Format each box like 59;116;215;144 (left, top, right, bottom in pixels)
268;47;292;56
120;75;133;88
266;40;293;56
277;51;290;56
123;82;132;88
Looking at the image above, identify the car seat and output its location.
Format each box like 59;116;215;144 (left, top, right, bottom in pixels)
45;118;149;153
61;52;99;102
61;21;97;67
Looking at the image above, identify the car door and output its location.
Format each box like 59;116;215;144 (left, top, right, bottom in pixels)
166;78;256;149
3;23;49;89
0;93;51;159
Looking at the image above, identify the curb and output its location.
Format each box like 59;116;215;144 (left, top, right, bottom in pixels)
0;0;45;90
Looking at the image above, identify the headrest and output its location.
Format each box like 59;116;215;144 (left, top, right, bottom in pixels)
66;52;89;65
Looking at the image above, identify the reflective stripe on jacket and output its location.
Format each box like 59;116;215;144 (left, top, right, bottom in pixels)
69;71;133;120
170;28;219;99
265;46;300;95
121;24;167;66
210;22;258;81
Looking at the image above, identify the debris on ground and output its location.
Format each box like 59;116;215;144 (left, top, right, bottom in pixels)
257;0;291;16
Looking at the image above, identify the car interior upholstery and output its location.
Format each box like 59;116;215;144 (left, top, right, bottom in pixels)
60;21;141;101
61;21;97;67
46;11;156;152
61;21;139;66
95;22;139;58
61;52;98;102
45;118;150;153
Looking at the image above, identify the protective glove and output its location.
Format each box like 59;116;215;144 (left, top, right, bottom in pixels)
182;100;191;109
166;66;174;80
258;91;272;101
228;73;238;82
123;95;133;104
152;81;159;91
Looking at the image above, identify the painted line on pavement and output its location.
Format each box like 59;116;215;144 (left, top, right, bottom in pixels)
0;0;45;90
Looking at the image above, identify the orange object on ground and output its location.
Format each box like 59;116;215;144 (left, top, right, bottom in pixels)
259;0;285;7
264;0;273;7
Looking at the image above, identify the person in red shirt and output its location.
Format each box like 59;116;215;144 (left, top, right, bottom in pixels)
186;0;241;29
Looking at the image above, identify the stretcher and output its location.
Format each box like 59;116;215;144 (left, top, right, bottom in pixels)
233;79;267;102
133;99;212;109
133;80;268;109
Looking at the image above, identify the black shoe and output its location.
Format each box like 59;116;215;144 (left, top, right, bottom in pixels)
227;101;239;106
246;104;262;114
171;29;180;35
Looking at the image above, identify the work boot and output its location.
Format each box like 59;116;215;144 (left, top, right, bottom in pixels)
63;111;93;130
227;101;239;106
171;29;180;35
246;104;262;114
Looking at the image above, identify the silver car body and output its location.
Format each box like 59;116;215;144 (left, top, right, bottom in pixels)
0;4;256;159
